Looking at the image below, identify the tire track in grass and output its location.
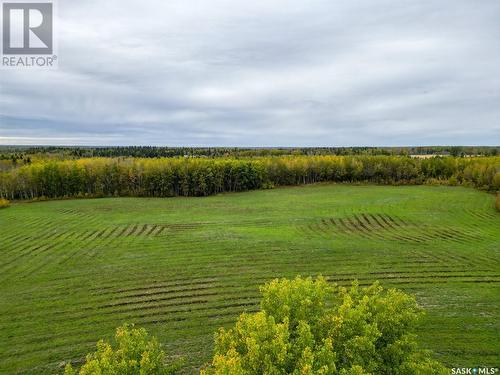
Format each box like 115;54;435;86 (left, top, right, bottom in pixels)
2;190;497;375
300;211;495;247
4;268;496;339
0;243;59;282
6;299;260;366
1;287;262;344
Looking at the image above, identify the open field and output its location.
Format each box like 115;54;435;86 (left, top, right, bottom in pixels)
0;184;499;374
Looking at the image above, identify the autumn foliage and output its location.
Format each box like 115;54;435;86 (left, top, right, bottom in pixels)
64;324;181;375
202;277;447;375
0;156;498;201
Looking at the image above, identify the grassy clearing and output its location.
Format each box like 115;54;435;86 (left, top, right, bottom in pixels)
0;184;498;374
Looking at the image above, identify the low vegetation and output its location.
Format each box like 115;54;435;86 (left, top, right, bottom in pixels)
496;194;500;212
64;324;182;375
0;198;10;208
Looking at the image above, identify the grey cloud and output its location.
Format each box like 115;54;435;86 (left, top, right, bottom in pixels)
0;0;499;146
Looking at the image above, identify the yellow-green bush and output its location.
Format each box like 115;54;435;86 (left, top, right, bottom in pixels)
64;324;182;374
0;198;9;209
202;277;448;375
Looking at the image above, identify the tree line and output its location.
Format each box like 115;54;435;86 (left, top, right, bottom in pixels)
1;145;498;160
0;155;498;200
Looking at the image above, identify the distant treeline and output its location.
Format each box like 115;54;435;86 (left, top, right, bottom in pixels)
0;156;498;200
0;145;499;160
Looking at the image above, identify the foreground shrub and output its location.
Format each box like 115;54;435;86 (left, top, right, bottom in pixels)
64;324;181;375
0;198;9;208
202;277;447;375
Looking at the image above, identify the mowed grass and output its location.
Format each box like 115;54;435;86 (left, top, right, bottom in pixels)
0;184;499;374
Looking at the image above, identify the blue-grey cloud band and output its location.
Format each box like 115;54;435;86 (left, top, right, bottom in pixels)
1;0;499;146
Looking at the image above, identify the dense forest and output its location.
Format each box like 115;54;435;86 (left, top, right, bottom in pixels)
0;155;498;200
0;145;498;161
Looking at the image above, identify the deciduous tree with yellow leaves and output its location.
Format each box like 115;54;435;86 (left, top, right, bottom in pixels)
202;277;447;375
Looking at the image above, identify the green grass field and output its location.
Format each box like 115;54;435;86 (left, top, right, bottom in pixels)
0;184;499;374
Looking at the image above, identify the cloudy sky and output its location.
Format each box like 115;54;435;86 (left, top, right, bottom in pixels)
1;0;499;146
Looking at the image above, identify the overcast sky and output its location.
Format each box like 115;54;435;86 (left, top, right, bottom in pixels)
1;0;499;146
